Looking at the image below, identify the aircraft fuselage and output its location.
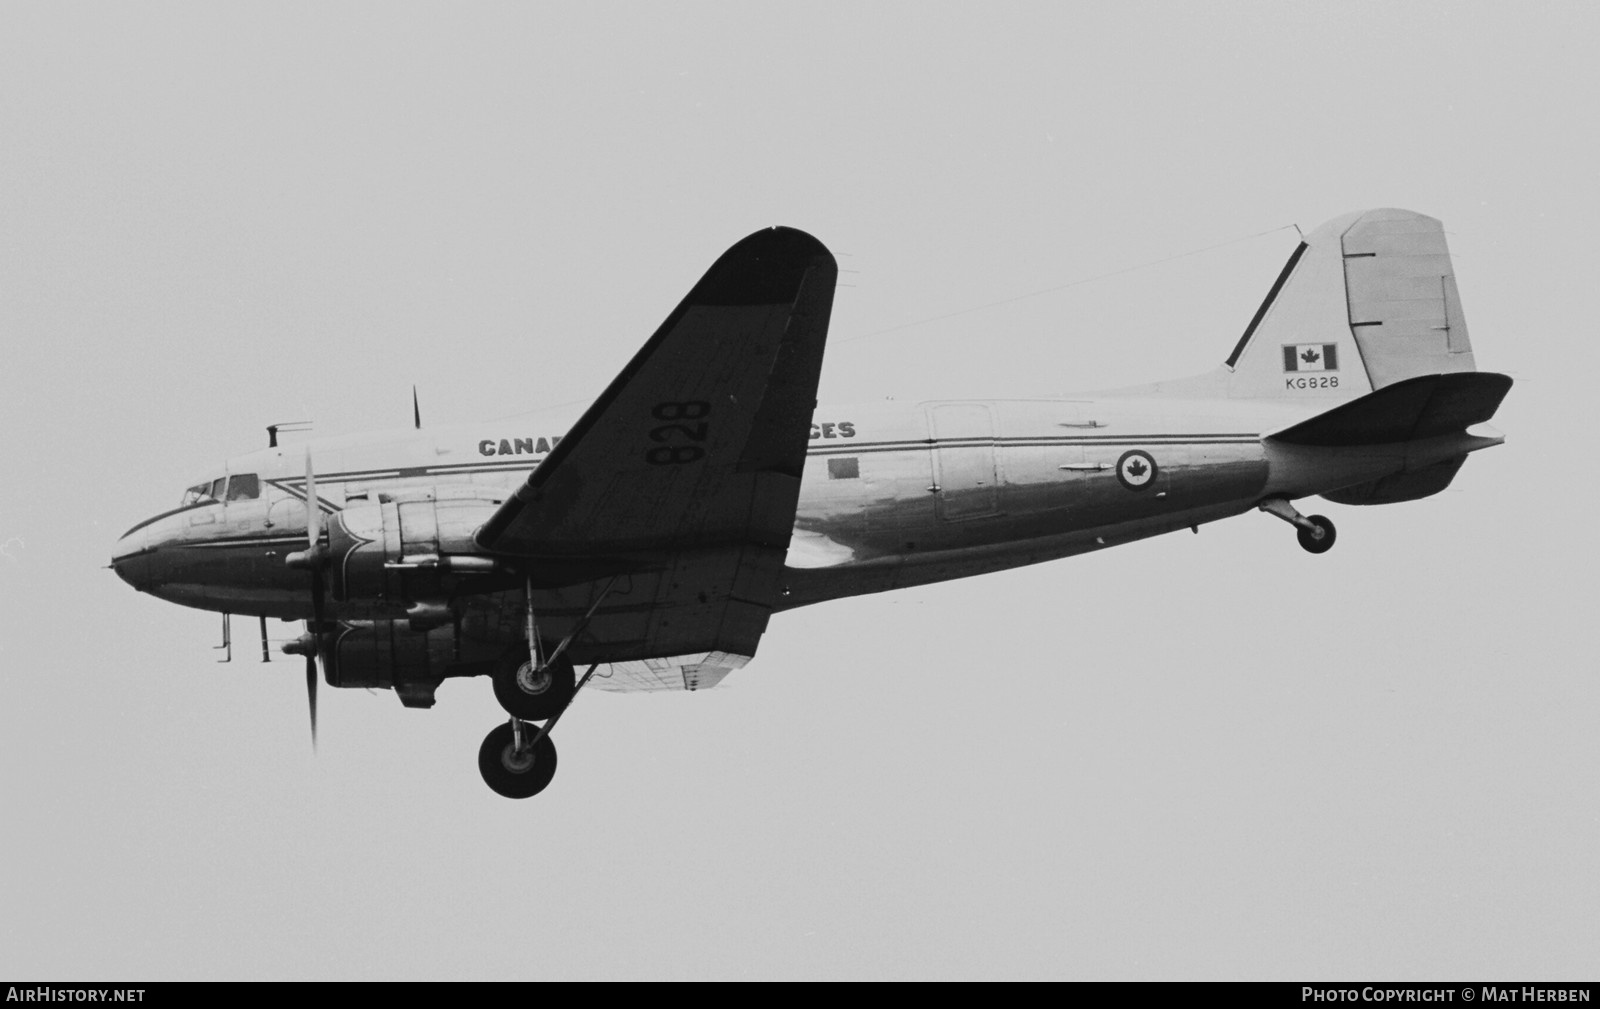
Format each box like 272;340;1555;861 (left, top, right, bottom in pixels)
112;390;1480;637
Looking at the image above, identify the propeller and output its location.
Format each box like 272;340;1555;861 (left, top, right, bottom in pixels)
304;650;318;748
284;449;330;749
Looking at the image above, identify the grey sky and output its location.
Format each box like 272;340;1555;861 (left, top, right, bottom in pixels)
2;2;1595;980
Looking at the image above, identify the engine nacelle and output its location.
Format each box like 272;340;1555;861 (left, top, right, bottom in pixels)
308;608;509;708
328;488;507;608
324;619;455;689
316;618;483;708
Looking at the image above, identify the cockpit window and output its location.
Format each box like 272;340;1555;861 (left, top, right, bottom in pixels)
226;473;260;501
182;473;261;506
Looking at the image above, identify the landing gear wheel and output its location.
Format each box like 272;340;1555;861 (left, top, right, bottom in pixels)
478;721;558;799
1297;515;1337;554
492;647;575;721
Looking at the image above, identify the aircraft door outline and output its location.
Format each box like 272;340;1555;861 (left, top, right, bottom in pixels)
927;403;1001;521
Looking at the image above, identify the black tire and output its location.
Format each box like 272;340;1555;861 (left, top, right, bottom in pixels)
491;646;575;721
1297;514;1337;554
478;721;558;799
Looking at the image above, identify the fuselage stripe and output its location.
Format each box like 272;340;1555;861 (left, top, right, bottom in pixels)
251;435;1263;487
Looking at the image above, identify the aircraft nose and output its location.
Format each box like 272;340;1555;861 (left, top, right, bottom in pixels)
111;525;152;590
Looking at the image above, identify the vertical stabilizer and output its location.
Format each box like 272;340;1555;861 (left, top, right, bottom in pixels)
1221;208;1477;400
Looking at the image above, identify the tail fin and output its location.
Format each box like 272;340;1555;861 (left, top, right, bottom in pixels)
1223;208;1478;400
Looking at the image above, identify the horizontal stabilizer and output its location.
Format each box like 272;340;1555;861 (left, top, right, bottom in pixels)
1322;455;1468;506
1269;372;1512;446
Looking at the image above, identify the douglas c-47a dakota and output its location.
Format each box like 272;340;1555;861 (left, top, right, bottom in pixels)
112;208;1511;798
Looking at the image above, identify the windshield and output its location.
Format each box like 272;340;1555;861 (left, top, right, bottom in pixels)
180;482;217;507
181;472;260;506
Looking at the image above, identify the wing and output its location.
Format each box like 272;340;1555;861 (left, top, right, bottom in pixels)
475;227;837;672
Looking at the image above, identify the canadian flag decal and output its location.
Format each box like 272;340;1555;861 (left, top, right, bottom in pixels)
1282;344;1339;373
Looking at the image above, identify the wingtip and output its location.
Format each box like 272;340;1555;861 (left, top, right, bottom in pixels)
692;227;837;306
740;224;832;258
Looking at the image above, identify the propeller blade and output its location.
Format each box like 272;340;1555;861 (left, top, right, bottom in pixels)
304;651;318;750
303;449;325;750
304;448;321;548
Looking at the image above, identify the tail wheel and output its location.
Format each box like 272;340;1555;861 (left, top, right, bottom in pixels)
492;646;575;721
1297;515;1337;554
478;721;557;799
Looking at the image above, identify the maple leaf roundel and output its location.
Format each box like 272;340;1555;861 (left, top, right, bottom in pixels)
1116;449;1158;491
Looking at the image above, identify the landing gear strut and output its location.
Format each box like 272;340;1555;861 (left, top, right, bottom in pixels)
1259;498;1337;554
489;575;593;720
477;660;604;799
478;576;618;798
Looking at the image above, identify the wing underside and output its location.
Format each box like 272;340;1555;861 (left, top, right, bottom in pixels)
476;228;838;671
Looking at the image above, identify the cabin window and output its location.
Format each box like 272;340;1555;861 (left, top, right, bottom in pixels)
827;457;860;480
226;473;260;501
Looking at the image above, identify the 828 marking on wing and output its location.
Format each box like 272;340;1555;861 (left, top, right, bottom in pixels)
645;401;710;465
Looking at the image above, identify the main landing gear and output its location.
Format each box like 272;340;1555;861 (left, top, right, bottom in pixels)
477;575;618;798
478;661;603;799
492;646;575;721
482;642;575;797
1258;497;1337;555
479;718;558;799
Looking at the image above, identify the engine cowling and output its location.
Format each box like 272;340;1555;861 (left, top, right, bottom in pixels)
323;619;456;689
310;606;511;708
327;488;507;609
317;617;503;708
